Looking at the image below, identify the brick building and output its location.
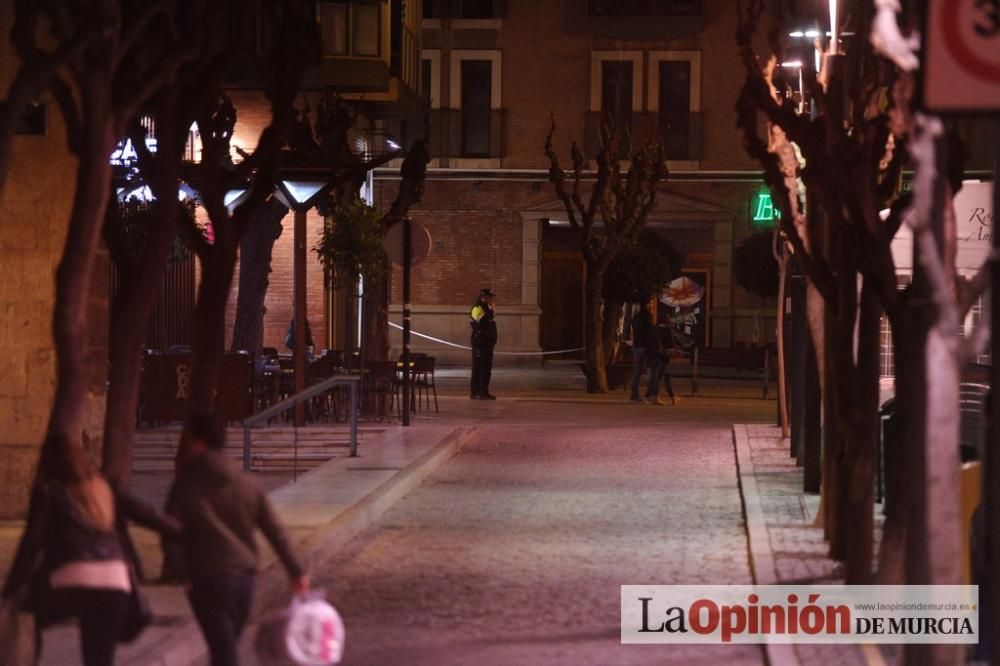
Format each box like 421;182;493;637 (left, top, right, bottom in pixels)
371;0;781;364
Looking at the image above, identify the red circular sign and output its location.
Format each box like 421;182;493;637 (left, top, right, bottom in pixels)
940;0;1000;82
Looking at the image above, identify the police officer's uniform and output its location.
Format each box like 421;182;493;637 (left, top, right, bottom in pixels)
470;288;498;399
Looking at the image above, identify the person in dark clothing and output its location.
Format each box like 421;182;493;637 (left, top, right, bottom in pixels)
1;435;181;666
284;317;314;351
629;295;657;402
167;416;308;666
645;319;679;405
470;288;498;399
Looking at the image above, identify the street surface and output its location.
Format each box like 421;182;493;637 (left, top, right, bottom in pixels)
306;395;769;665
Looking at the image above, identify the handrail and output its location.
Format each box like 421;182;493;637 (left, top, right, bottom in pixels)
242;375;361;470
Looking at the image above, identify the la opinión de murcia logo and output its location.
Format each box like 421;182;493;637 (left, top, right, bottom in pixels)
620;585;979;645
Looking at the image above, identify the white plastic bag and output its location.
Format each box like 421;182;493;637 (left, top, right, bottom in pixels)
256;592;344;665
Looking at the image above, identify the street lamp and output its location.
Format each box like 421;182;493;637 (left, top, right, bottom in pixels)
275;172;334;425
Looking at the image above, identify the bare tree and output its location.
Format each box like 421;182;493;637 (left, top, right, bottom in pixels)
364;136;432;361
544;115;667;393
736;3;990;632
101;2;239;483
1;1;213;463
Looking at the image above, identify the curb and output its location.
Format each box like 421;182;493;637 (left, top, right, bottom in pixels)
732;424;799;666
138;424;482;666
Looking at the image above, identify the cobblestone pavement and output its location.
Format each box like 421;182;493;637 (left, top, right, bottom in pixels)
290;399;770;666
743;424;885;666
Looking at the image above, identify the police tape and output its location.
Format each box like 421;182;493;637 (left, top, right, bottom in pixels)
388;321;585;356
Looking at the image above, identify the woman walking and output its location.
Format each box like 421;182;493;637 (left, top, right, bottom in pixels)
1;434;181;666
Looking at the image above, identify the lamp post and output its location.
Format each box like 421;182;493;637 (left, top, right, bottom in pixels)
276;174;333;425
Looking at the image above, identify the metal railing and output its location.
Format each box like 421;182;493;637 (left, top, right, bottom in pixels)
242;375;361;471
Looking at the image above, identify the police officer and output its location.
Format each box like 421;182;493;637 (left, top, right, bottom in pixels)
470;288;498;399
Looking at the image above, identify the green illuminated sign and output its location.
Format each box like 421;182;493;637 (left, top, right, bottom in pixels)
750;189;780;229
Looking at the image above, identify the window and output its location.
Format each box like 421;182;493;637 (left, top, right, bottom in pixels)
424;0;442;18
421;59;433;104
589;52;642;154
448;50;502;159
658;60;691;159
458;0;496;18
461;60;492;157
424;0;501;19
648;51;701;161
601;61;634;120
319;1;382;57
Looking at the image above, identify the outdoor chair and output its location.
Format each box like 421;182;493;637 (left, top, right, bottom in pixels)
306;358;337;421
367;360;400;422
412;356;439;413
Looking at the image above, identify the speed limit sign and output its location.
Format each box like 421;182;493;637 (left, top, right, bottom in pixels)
924;0;1000;111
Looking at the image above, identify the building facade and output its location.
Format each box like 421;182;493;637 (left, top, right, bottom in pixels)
0;8;109;516
375;0;781;364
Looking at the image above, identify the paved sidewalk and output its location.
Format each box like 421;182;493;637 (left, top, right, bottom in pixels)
733;424;887;666
0;422;482;666
290;390;774;664
0;365;775;665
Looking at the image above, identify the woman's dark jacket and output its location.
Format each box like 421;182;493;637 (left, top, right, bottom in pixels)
2;479;182;606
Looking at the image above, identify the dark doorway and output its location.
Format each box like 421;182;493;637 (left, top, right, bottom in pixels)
541;252;585;359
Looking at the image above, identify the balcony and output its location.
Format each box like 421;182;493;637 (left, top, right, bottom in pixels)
224;1;423;119
584;111;701;162
406;109;506;158
567;0;702;39
319;0;424;118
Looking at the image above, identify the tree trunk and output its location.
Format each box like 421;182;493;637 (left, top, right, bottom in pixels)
47;120;116;446
601;299;623;365
842;280;881;583
102;110;190;484
102;209;180;484
362;260;390;361
583;263;609;393
877;307;925;584
181;244;239;457
230;199;288;353
775;246;790;438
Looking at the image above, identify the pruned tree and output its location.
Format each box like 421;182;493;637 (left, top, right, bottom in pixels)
601;230;682;363
365;136;431;361
0;1;216;468
102;2;241;484
737;0;893;586
545;115;667;392
737;6;991;645
175;3;320;455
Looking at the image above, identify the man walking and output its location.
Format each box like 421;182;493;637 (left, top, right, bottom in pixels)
470;288;498;399
168;416;309;666
629;294;656;402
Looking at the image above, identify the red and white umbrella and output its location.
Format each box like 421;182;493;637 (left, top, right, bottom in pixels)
660;276;705;307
